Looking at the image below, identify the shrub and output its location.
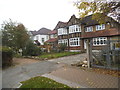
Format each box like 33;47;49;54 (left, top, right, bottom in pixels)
0;46;13;68
58;44;67;52
23;41;42;56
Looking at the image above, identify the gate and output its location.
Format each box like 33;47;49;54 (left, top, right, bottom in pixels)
91;40;120;70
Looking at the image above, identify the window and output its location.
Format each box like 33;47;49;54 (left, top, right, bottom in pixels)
85;26;93;32
58;28;67;35
58;39;68;46
93;37;107;46
69;25;81;33
96;24;105;31
42;38;44;43
69;37;80;46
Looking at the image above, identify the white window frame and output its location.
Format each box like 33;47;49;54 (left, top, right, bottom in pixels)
85;26;93;32
42;38;45;43
58;28;67;35
69;25;81;34
93;37;107;46
69;37;80;46
58;39;68;46
96;24;105;31
58;28;62;35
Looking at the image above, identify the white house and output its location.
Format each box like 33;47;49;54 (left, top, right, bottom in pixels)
29;28;51;45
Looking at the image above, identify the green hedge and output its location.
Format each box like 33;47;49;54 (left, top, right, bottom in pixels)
0;46;13;68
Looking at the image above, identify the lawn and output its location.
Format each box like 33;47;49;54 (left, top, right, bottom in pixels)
20;76;70;88
39;52;81;59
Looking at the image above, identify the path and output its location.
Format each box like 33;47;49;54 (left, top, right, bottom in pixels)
45;66;119;88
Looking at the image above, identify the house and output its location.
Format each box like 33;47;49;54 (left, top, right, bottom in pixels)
57;15;83;52
29;27;51;45
81;15;120;50
45;30;58;51
56;14;120;52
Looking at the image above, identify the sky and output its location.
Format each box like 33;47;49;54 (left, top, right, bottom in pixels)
0;0;79;31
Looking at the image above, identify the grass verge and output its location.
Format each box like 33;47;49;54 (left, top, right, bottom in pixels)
20;76;70;88
39;52;82;59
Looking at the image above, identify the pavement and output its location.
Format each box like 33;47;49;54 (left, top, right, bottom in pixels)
45;66;119;88
1;53;119;89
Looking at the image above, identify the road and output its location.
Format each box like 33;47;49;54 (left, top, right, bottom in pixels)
2;61;60;88
2;53;86;88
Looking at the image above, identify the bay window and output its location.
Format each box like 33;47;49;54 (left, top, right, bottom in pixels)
58;28;67;35
69;25;81;33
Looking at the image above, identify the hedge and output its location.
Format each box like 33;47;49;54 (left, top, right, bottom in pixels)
0;46;13;68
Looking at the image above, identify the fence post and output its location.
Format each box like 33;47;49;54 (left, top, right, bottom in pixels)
106;40;111;68
86;39;93;68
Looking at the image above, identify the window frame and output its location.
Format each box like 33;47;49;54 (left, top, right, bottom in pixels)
85;26;93;32
58;28;67;35
96;24;105;31
41;38;45;43
69;37;80;46
93;37;107;46
58;39;68;46
69;25;81;34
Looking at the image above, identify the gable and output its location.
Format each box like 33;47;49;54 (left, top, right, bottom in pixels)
54;21;67;29
67;15;81;26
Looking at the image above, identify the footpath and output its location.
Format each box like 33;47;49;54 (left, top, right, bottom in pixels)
43;66;119;88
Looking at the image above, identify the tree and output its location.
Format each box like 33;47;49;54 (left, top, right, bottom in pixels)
1;19;30;53
22;40;41;56
75;0;120;23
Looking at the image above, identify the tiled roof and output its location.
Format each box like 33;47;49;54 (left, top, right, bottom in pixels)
30;27;51;35
46;38;57;43
81;15;119;26
49;30;57;34
82;28;120;38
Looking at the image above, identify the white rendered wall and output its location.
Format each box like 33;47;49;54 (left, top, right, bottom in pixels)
33;34;49;45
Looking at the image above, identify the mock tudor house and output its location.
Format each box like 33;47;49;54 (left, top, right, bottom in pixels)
81;15;120;50
57;15;83;52
29;27;51;45
56;14;120;52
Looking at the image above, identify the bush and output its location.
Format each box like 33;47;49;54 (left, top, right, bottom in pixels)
23;41;42;56
58;44;67;52
0;46;13;68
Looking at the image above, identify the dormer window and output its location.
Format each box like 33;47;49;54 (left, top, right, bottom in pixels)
85;26;93;32
96;24;105;31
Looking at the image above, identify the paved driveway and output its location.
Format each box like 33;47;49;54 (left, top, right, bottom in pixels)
2;53;87;88
48;53;87;65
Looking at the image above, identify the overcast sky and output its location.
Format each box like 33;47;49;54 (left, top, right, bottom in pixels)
0;0;79;31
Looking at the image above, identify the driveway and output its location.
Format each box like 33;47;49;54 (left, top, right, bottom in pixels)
2;53;86;88
48;53;87;65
